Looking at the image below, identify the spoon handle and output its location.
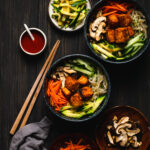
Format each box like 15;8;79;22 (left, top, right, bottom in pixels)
24;24;34;41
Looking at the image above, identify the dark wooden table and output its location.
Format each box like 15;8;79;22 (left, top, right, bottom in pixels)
0;0;150;149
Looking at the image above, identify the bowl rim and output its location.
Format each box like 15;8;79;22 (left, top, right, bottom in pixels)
49;133;99;150
95;105;149;149
84;0;150;64
43;54;111;123
48;0;91;32
19;27;47;56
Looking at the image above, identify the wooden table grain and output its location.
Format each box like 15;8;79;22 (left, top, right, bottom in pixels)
0;0;150;149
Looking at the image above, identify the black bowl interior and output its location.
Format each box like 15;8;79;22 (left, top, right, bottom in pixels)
43;54;111;122
84;0;150;64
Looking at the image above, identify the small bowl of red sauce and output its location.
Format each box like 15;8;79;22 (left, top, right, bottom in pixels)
20;28;47;55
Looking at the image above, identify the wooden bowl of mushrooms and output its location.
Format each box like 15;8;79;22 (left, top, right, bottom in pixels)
95;106;150;150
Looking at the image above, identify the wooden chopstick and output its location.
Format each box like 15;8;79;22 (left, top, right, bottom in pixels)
20;42;59;128
10;40;60;135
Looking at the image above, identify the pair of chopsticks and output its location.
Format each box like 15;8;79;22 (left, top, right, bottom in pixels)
10;40;60;135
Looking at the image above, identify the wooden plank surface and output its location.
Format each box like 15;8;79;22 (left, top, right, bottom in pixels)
0;0;150;149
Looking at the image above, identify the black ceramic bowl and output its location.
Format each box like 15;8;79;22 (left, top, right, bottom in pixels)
43;54;111;123
84;0;150;64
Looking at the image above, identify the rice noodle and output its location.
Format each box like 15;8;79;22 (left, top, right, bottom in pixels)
89;67;108;101
130;10;148;38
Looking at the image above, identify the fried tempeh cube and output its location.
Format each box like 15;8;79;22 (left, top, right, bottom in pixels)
118;14;132;27
115;27;130;43
70;93;83;107
62;87;71;97
127;26;134;37
65;76;79;92
108;14;119;27
78;75;89;85
81;86;93;98
106;29;115;43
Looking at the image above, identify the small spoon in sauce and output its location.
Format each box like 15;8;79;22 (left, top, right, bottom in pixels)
24;24;35;41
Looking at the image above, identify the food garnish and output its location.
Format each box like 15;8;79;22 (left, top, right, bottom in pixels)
51;0;89;29
46;58;108;118
106;115;142;148
60;139;91;150
88;1;148;61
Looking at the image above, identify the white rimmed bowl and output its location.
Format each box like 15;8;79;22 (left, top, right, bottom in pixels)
48;0;91;32
19;28;47;56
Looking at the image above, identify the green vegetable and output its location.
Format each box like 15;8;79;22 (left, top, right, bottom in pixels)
62;110;86;118
60;105;73;112
87;95;105;114
72;66;94;77
82;102;93;112
69;11;81;27
72;0;87;7
72;58;95;72
51;4;60;12
52;13;61;20
51;0;88;29
92;43;116;58
125;33;144;49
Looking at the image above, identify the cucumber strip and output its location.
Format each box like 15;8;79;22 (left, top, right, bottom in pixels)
101;54;108;59
92;43;116;58
72;66;94;77
72;0;87;7
52;13;61;20
87;95;105;114
125;33;144;49
62;110;86;118
124;46;134;55
72;58;95;72
60;105;73;112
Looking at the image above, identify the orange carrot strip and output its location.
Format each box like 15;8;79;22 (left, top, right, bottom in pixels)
116;4;127;11
103;6;127;12
128;9;133;15
103;10;117;16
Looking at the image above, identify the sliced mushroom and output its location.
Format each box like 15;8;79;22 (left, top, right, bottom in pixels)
116;132;128;147
58;72;65;88
107;131;114;145
107;125;113;130
116;123;132;134
113;116;129;129
89;24;96;39
126;128;140;137
95;22;106;41
91;16;106;31
89;16;106;41
63;66;77;74
130;136;142;148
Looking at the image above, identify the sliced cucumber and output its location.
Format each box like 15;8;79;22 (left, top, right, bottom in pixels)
87;95;105;114
60;105;73;112
62;110;86;118
92;43;116;58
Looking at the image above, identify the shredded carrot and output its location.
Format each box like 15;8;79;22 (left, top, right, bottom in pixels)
101;1;133;16
60;139;91;150
103;10;117;16
47;79;68;111
115;4;127;12
128;9;133;15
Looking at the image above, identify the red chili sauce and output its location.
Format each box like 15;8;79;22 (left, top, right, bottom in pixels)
21;30;45;54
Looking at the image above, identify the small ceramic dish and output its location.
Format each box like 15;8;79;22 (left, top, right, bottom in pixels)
19;28;47;55
48;0;91;31
95;106;150;150
49;133;99;150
